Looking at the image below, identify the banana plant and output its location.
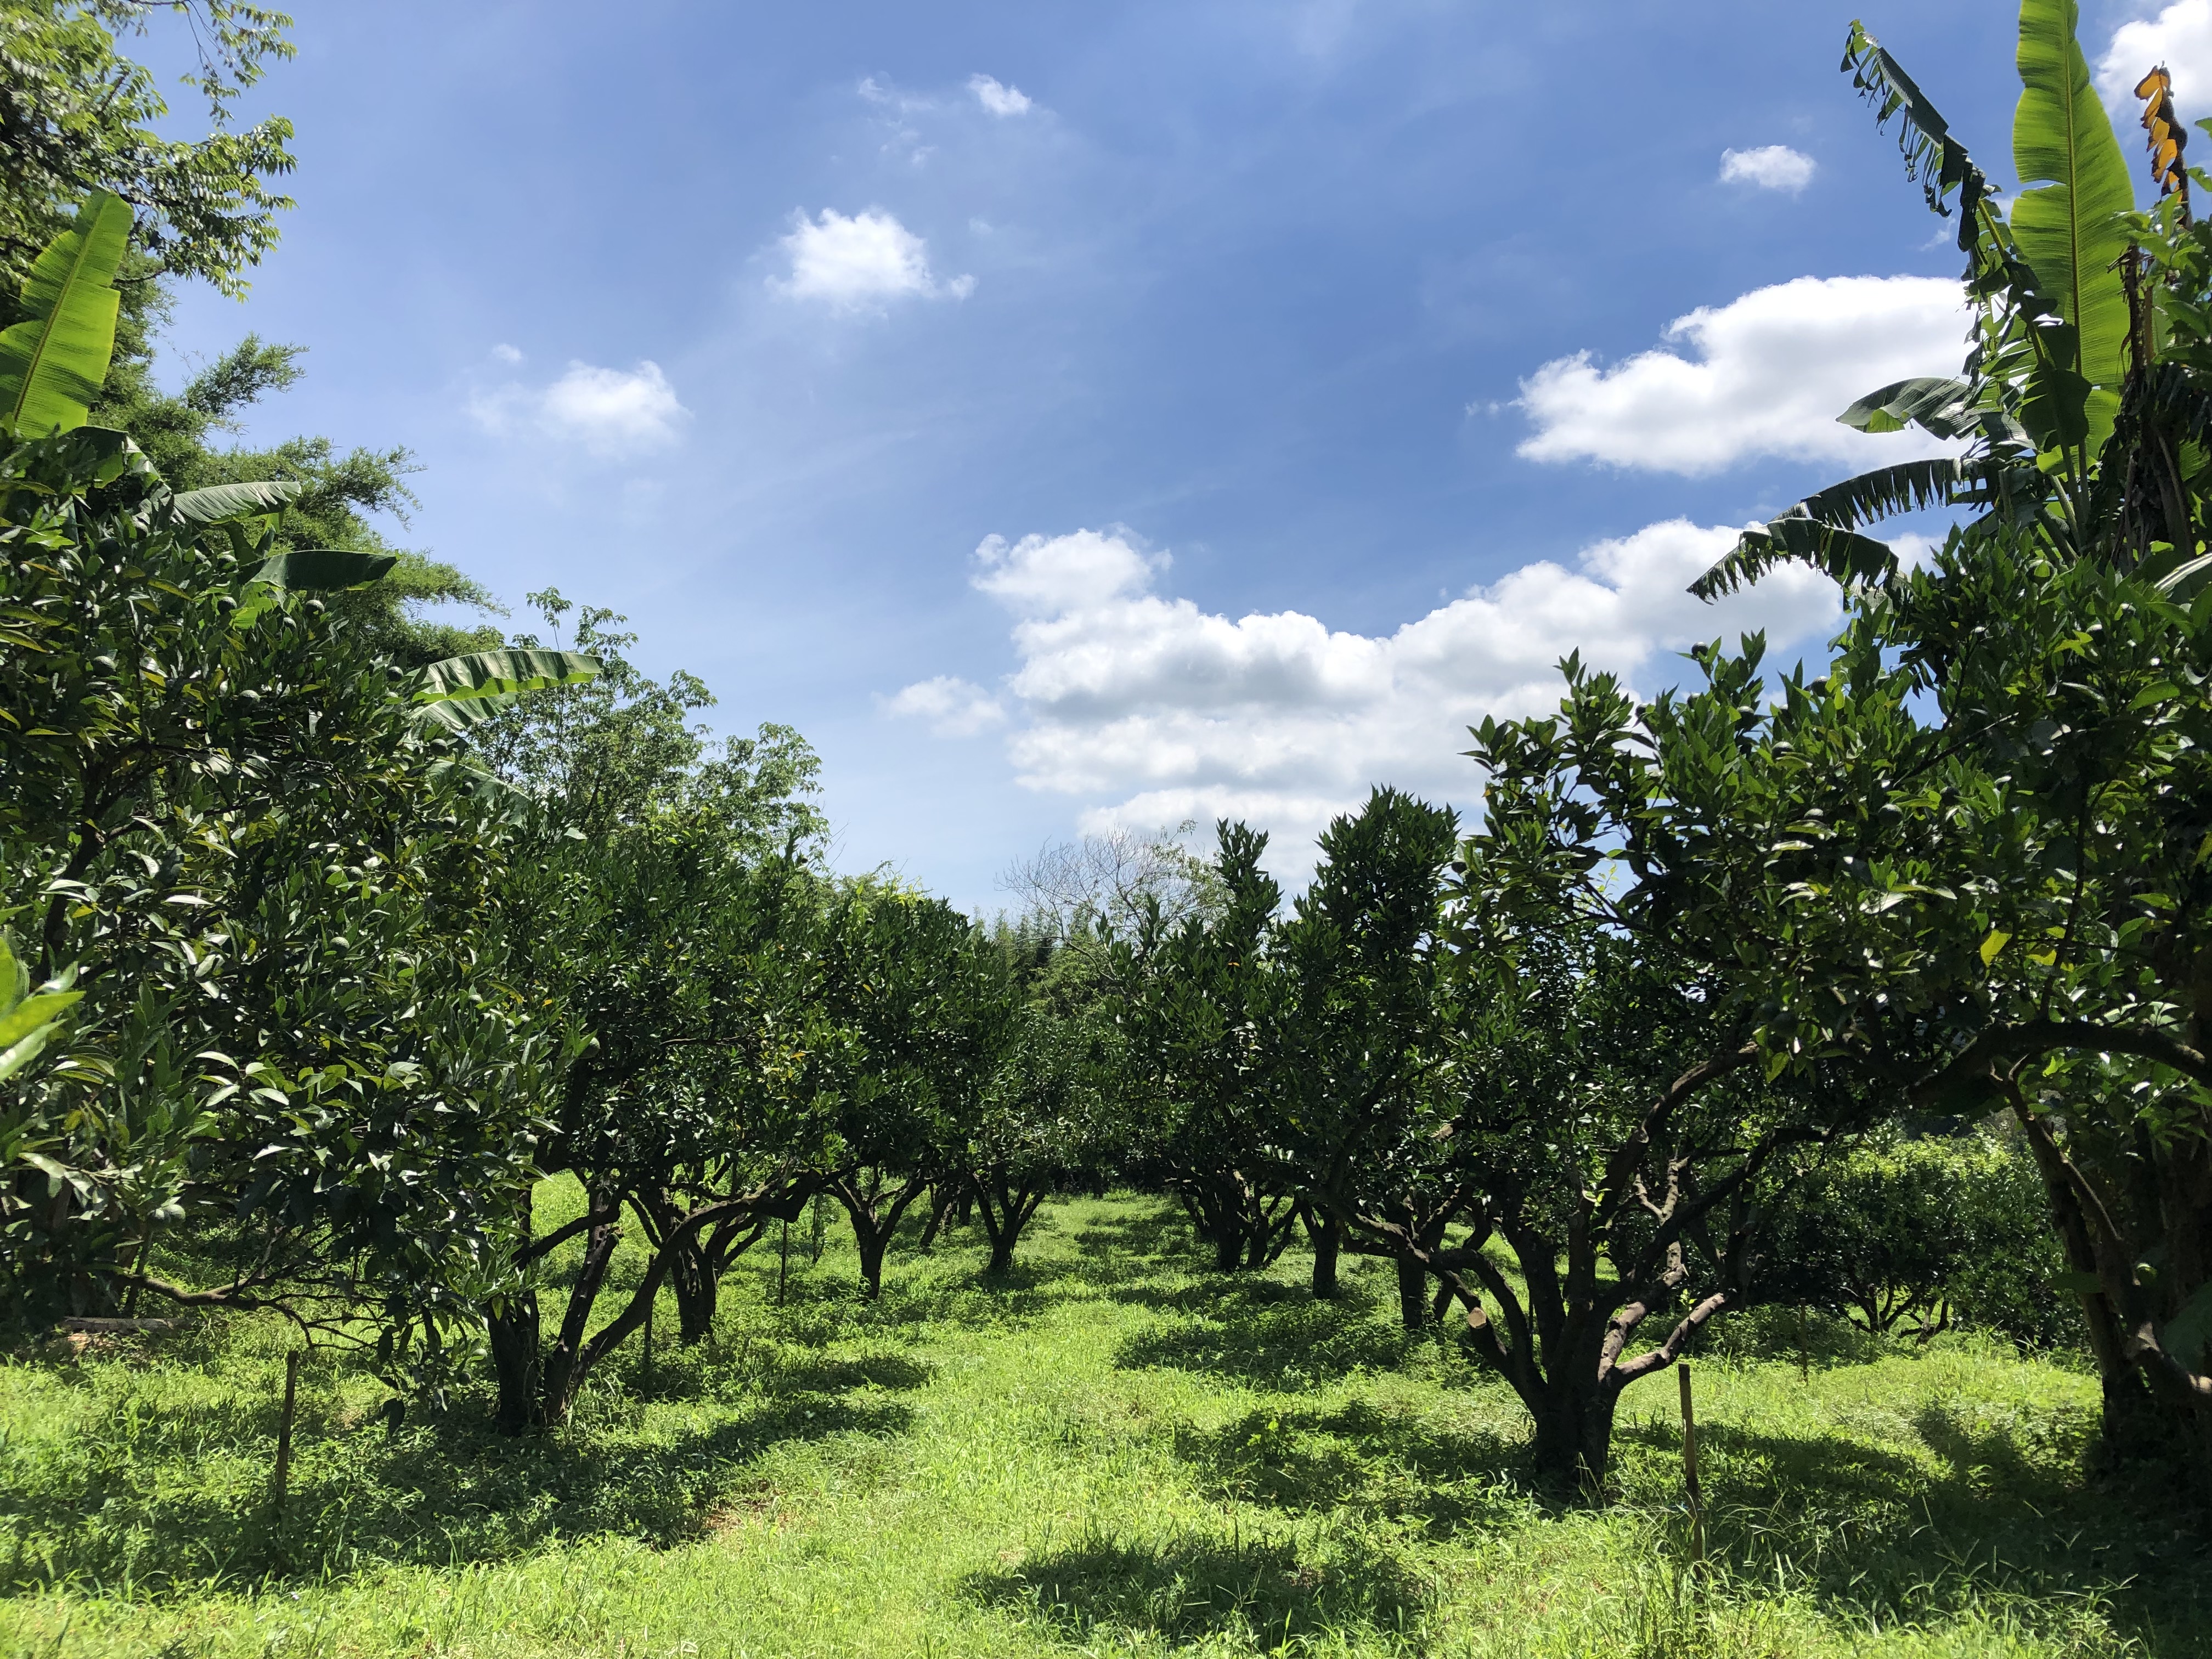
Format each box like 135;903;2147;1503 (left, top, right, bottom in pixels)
1695;0;2139;601
0;193;601;757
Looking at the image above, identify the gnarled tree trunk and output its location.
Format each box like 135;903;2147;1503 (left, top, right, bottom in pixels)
2012;1095;2212;1481
973;1173;1048;1274
825;1167;932;1299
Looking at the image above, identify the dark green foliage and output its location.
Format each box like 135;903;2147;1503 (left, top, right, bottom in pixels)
1758;1132;2074;1350
469;592;831;1425
0;425;560;1345
0;0;295;297
1546;2;2212;1482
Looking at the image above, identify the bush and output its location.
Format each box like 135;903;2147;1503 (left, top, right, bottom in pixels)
1757;1130;2077;1352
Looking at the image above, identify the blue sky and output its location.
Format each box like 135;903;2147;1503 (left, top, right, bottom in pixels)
153;0;2196;907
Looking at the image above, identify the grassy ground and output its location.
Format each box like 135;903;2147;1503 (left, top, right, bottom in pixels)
0;1190;2200;1659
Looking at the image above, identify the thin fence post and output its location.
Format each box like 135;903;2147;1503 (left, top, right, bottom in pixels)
1678;1361;1706;1573
642;1284;654;1395
272;1350;301;1514
778;1219;791;1306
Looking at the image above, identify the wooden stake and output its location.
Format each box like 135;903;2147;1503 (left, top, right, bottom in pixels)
1678;1361;1706;1571
642;1288;654;1394
272;1351;300;1514
778;1219;791;1306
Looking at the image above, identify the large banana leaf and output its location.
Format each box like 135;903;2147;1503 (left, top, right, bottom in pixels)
2011;0;2133;444
405;648;601;706
1841;24;1994;249
1690;460;1966;599
1791;458;1963;529
173;480;303;525
0;190;132;438
1691;517;1901;602
251;549;398;590
1838;379;1977;439
411;697;513;739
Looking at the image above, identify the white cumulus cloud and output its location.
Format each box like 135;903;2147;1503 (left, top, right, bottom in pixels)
1719;145;1816;193
2099;1;2212;117
1515;274;1967;475
772;208;974;309
470;360;687;458
883;676;1006;737
969;74;1032;116
889;523;1842;872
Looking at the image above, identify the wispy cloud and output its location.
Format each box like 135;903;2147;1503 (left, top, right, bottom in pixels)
969;73;1032;116
470;360;688;458
1515;274;1966;475
771;208;974;311
1719;144;1815;193
883;675;1007;736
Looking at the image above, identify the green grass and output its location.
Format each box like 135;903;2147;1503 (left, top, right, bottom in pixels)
0;1191;2200;1659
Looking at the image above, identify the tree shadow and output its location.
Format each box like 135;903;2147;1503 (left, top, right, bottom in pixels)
1064;1205;1212;1272
1175;1398;1530;1532
0;1355;919;1596
1111;1278;1416;1390
963;1526;1427;1648
1613;1407;2210;1654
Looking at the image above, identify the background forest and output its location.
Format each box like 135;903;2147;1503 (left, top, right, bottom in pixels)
0;2;2208;1657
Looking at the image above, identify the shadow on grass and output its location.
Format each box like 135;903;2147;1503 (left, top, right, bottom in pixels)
1178;1398;1529;1532
1064;1205;1213;1273
1111;1277;1416;1390
0;1344;922;1595
1614;1407;2209;1655
963;1527;1427;1648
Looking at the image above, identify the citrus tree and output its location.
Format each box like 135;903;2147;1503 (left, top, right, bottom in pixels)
0;194;591;1375
1535;0;2212;1479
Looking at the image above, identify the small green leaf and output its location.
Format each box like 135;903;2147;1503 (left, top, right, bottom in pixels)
2128;681;2180;711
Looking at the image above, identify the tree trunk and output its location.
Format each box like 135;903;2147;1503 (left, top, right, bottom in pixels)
665;1231;718;1344
489;1292;541;1435
1529;1380;1620;1494
974;1177;1044;1275
854;1222;889;1298
1213;1224;1244;1272
1395;1251;1429;1330
2013;1100;2208;1473
917;1186;956;1250
1308;1211;1342;1299
537;1211;623;1427
827;1171;929;1299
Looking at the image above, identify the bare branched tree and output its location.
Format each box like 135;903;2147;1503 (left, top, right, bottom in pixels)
1000;821;1222;945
